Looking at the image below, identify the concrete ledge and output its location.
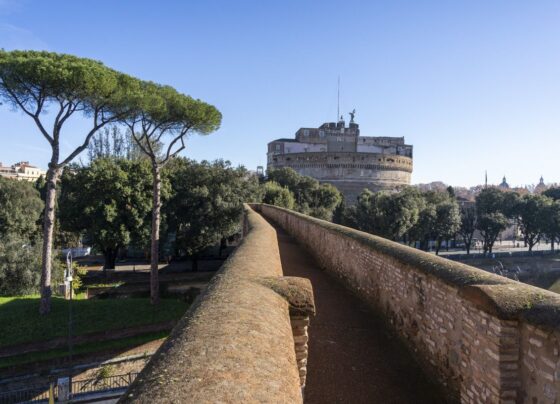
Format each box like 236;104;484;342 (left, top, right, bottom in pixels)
119;205;313;403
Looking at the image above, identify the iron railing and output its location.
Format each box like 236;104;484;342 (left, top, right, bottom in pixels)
0;371;138;403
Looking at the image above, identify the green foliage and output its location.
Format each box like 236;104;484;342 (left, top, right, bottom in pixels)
0;238;42;296
347;187;459;253
0;177;46;296
58;158;153;269
262;181;295;210
0;176;43;240
543;187;560;201
96;365;114;380
458;205;477;254
266;168;342;220
432;200;461;254
165;158;256;260
477;212;509;254
0;50;142;125
515;194;550;251
0;237;65;296
71;263;87;292
542;200;560;251
475;188;510;253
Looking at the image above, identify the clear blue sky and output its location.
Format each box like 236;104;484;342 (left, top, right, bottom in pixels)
1;0;559;187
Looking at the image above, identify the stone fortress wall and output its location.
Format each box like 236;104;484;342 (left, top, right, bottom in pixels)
120;205;314;403
257;204;560;403
267;119;413;202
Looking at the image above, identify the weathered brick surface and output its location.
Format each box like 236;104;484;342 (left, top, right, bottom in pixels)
257;204;560;403
120;206;314;403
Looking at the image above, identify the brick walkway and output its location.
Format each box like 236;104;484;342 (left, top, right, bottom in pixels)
271;223;445;404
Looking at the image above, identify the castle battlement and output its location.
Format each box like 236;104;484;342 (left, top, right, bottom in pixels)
267;120;413;202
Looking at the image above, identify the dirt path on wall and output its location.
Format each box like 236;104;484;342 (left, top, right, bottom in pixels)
271;224;445;404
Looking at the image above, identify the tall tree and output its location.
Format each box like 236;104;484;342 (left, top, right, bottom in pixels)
262;181;295;209
58;158;153;271
458;205;477;254
477;212;508;254
432;200;461;255
0;51;141;313
516;194;549;252
352;187;423;241
267;167;342;220
543;200;560;251
475;188;509;254
122;83;221;304
165;159;253;270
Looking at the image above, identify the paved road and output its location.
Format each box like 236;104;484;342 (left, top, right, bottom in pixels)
271;223;445;404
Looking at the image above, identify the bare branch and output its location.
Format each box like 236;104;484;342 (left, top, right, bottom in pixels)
162;132;187;164
58;106;105;167
3;85;54;145
131;130;152;157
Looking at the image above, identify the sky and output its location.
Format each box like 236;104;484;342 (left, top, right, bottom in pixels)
1;0;559;188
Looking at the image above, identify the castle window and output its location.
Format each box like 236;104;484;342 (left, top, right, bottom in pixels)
319;130;325;138
304;129;309;136
275;144;281;151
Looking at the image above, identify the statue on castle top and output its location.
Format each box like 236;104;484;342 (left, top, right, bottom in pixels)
349;109;356;123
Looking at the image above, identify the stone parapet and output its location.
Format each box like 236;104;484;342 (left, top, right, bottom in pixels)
255;203;560;403
119;205;314;403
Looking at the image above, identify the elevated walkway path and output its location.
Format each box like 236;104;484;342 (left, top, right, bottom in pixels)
268;220;444;404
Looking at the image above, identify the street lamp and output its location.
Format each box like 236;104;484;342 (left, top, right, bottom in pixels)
65;251;74;398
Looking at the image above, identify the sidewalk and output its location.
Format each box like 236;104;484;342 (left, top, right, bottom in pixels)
271;223;444;404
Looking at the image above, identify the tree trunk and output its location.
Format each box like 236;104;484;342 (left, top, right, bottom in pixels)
150;165;161;305
551;239;555;252
192;255;199;272
219;237;227;258
39;165;61;315
103;248;118;270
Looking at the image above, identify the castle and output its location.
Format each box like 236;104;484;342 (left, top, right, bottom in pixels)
267;116;413;202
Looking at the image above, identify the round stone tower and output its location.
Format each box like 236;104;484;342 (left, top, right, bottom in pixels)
267;119;413;203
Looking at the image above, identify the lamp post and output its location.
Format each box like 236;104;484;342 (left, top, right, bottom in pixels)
65;251;74;398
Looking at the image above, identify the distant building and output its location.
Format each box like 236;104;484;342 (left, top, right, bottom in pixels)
267;117;413;202
498;176;510;189
0;161;46;182
534;176;548;194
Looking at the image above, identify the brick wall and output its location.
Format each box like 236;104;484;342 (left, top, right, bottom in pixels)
257;204;560;403
120;206;314;403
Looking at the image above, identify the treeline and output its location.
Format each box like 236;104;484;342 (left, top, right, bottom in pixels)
333;186;560;255
0;154;261;296
336;187;460;254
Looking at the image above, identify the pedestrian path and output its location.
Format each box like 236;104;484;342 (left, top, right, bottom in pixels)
269;222;445;404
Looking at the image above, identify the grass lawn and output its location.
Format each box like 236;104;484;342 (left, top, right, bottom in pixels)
0;330;168;369
0;295;188;348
